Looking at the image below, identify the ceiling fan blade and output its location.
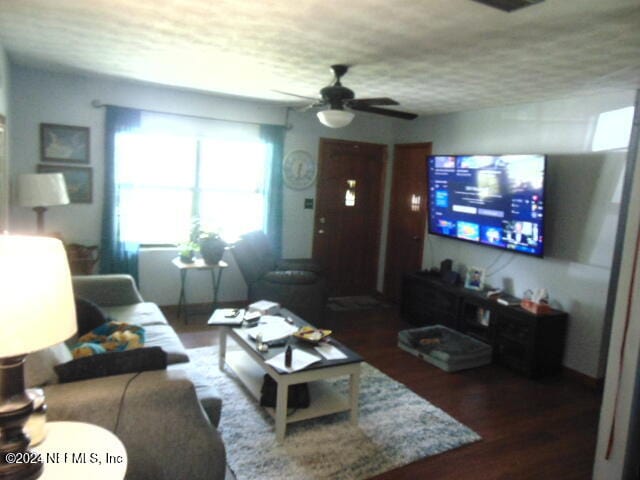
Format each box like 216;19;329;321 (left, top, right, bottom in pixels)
272;89;321;102
347;97;399;107
349;104;418;120
296;102;323;112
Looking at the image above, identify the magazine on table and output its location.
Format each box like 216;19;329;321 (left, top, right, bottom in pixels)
207;308;246;326
245;315;298;343
265;348;322;373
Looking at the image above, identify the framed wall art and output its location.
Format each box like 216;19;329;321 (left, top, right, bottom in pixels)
37;164;93;203
40;123;90;164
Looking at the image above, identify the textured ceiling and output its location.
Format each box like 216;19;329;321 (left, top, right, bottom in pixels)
0;0;639;115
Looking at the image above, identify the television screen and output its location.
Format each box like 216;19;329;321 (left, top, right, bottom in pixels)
427;154;546;257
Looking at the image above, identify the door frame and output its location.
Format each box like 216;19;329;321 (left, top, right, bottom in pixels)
383;142;432;299
313;137;388;295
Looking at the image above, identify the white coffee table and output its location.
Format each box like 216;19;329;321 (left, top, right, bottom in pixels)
218;309;362;443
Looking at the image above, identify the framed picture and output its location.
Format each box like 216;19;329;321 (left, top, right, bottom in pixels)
37;164;92;203
464;266;485;291
40;123;90;164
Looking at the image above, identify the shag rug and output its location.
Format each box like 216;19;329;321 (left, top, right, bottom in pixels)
187;346;480;480
327;296;393;312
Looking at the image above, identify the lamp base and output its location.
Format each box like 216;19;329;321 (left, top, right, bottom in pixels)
0;357;43;479
32;207;47;235
0;453;42;480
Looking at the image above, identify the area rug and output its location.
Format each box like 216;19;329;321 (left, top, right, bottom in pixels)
187;346;480;480
327;296;393;312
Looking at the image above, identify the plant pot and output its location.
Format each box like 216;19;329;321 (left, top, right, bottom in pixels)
200;237;225;265
180;251;195;264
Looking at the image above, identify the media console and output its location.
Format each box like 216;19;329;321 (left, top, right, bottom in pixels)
401;272;568;378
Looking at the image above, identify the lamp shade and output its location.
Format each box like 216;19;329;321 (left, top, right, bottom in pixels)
0;235;76;357
18;173;70;208
317;109;355;128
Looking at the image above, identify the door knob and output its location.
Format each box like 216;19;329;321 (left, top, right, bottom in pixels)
412;236;421;241
318;229;325;234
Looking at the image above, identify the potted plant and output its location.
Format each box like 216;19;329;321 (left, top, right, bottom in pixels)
178;218;204;264
178;241;199;264
199;231;226;265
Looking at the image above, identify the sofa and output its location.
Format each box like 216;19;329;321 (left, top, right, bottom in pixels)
29;274;226;480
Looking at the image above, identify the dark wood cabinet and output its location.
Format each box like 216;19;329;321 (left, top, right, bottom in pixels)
401;272;568;378
401;275;459;330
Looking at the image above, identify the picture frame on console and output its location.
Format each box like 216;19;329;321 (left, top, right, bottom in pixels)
464;266;485;291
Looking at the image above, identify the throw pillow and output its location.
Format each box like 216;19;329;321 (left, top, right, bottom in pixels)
75;297;109;336
25;342;73;388
55;347;168;383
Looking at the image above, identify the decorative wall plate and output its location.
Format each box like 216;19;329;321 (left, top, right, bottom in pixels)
283;150;316;190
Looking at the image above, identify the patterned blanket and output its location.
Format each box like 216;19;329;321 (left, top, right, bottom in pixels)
71;321;145;358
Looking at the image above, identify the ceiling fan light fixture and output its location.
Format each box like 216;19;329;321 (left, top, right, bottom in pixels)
317;109;355;128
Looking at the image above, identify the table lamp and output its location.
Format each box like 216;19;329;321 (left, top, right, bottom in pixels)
18;174;70;234
0;235;77;479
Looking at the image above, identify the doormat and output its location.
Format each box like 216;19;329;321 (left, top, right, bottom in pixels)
187;346;480;480
327;295;393;312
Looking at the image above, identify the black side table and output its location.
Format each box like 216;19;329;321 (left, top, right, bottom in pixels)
172;257;228;323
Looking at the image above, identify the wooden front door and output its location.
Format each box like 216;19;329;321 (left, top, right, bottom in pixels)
383;143;432;302
313;138;387;297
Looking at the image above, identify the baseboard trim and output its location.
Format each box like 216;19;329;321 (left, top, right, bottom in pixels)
563;366;604;390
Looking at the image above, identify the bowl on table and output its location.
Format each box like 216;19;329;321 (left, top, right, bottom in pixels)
293;326;332;344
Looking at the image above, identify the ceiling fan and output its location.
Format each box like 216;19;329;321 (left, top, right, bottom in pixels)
278;65;418;128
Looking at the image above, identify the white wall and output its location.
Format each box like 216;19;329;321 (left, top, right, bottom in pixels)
594;97;640;479
9;63;635;377
8;64;286;305
8;64;398;305
8;64;286;240
394;91;636;378
0;44;9;230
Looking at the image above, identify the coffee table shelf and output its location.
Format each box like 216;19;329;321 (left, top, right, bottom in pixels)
225;351;352;423
218;309;362;442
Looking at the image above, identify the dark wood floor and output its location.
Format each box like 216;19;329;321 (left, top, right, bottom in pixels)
165;305;602;480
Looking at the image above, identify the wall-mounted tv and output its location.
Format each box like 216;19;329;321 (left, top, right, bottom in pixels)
427;154;546;257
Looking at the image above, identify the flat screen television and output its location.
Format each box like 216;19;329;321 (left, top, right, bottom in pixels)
427;154;546;257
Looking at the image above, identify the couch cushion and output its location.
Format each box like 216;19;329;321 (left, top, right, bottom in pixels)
171;365;222;427
263;270;319;285
25;342;73;388
144;324;189;364
277;258;324;274
101;302;168;327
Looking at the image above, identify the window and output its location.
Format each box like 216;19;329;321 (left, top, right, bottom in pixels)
198;139;269;241
116;132;268;244
591;106;634;151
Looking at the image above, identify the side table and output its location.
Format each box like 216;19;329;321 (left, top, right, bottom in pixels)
33;421;127;479
172;257;228;323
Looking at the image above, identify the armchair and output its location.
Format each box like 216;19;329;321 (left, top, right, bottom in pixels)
232;231;327;324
